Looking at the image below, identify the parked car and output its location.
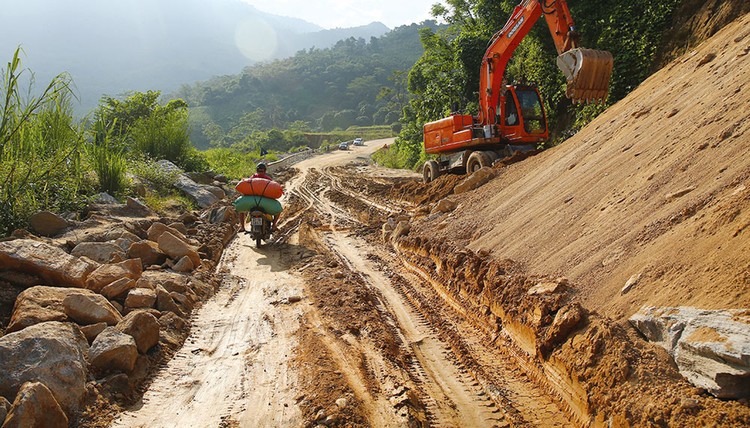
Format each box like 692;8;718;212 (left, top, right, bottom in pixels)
353;137;363;146
338;141;349;150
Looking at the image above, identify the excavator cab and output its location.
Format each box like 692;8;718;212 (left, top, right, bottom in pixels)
500;85;549;144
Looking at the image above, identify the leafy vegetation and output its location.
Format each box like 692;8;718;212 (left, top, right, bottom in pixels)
381;0;682;170
0;48;204;236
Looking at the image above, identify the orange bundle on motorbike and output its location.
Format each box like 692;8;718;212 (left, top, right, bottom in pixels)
235;177;283;199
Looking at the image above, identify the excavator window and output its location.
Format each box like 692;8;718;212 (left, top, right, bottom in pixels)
504;94;519;126
515;88;546;134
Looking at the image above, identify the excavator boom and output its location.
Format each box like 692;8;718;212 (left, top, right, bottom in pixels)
479;0;613;123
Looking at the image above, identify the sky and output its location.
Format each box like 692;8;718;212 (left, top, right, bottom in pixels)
240;0;442;29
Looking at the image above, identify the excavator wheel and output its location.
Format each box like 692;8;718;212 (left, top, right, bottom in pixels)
423;160;440;183
557;48;614;104
467;151;492;174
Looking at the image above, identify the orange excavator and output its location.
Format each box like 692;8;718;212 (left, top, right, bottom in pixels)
421;0;613;182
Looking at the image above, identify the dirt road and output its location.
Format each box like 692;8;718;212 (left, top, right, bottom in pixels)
108;139;574;427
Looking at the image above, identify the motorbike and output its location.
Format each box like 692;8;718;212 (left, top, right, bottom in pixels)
246;210;273;247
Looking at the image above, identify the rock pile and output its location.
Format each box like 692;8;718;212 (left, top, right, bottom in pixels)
0;199;238;426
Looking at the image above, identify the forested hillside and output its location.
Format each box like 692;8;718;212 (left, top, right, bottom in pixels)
380;0;749;170
180;22;440;149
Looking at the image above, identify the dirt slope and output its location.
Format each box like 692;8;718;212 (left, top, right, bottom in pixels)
415;12;750;321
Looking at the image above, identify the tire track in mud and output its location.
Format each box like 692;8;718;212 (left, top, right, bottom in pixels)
287;163;516;427
302;161;573;427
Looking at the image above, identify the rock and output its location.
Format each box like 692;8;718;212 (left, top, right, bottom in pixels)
80;322;108;343
2;381;68;428
0;321;88;415
168;222;189;236
0;239;97;289
178;212;199;224
621;273;642;295
158;312;187;348
172;255;195;272
70;241;126;264
137;271;188;293
94;192;118;204
527;281;563;296
28;211;69;237
206;205;234;225
454;167;498;194
116;311;160;353
157;160;221;209
170;292;194;312
100;277;137;299
127;240;167;267
96;373;131;399
147;222;188;243
335;397;348;408
205;185;226;200
630;307;750;398
85;258;143;293
7;286;105;333
124;288;157;310
125;197;153;216
0;396;10;425
63;293;122;326
541;304;584;355
158;231;201;267
381;223;393;242
433;198;458;213
391;221;410;240
155;286;184;317
89;327;138;372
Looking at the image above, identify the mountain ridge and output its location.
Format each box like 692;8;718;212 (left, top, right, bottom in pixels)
0;0;390;114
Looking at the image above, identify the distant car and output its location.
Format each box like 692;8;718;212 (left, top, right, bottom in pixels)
338;141;349;150
353;137;363;146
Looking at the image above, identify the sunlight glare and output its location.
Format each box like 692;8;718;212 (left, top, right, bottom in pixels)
235;17;278;62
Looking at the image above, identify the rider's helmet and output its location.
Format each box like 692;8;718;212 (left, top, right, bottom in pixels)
256;162;267;172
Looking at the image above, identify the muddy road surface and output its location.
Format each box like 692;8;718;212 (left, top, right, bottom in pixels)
110;139;573;427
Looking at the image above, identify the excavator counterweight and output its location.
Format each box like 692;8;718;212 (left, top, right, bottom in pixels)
557;48;614;104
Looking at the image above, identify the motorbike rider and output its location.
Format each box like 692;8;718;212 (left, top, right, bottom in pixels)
238;163;279;232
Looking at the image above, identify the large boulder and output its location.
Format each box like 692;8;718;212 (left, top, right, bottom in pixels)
62;293;122;326
28;211;69;237
0;322;88;416
146;222;188;244
2;381;68;428
116;311;160;354
7;286;102;333
70;241;126;264
158;231;201;267
100;277;137;300
630;306;750;398
89;327;138;372
155;285;184;317
174;175;220;209
85;258;143;293
453;167;498;194
124;288;157;310
127;240;167;267
0;239;97;288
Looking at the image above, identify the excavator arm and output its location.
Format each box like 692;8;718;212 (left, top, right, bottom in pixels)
478;0;613;124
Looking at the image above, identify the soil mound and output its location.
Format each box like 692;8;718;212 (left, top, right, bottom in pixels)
411;12;750;321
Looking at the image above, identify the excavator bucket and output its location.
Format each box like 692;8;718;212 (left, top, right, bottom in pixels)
556;48;614;104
